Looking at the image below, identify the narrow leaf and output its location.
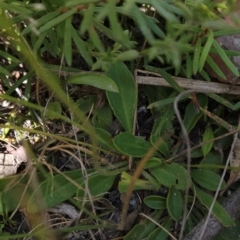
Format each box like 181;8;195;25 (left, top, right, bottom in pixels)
202;124;214;156
213;39;239;77
199;30;214;71
39;8;77;33
195;186;235;227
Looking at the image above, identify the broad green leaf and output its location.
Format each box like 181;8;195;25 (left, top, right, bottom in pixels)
113;132;152;157
92;107;113;130
74;95;97;115
213;39;239;77
45;101;62;120
167;186;182;221
183;94;208;132
67;73;118;92
199;30;213;71
195;187;235;227
150;163;191;190
39;8;77;33
144;196;166;210
72;27;93;66
202;124;214;156
118;172;154;193
147;217;172;240
64;16;73;66
106;62;137;133
193;38;201;74
28;170;117;212
123;210;162;240
144;157;162;169
76;173;116;198
206;55;226;80
191;169;226;190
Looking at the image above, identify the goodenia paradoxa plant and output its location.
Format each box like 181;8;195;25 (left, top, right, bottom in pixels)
106;62;137;133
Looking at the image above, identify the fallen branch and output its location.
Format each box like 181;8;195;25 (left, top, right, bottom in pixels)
135;75;240;95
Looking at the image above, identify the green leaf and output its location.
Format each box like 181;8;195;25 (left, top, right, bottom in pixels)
150;135;170;158
144;196;166;210
191;169;226;190
22;11;61;35
92;107;113;130
186;53;192;78
213;39;239;77
157;68;185;93
106;62;137;133
206;55;226;80
150;163;191;190
147;217;173;240
202;124;214;156
193;38;201;74
152;106;175;137
64;16;73;66
144;157;162;169
72;27;93;66
67;73;118;92
123;210;162;240
167;186;183;221
113;132;152;157
76;173;116;198
118;172;154;193
148;95;188;109
199;30;214;71
45;101;62;120
216;220;240;240
95;128;118;151
183;94;208;132
80;4;94;34
28;170;117;212
39;8;77;33
74;95;97;115
116;50;139;61
195;187;235;227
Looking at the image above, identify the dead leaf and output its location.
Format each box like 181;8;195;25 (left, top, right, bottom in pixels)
0;144;29;178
